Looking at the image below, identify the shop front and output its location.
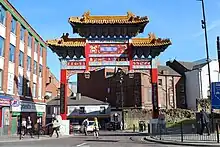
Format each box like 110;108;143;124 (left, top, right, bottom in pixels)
11;100;46;134
0;95;13;135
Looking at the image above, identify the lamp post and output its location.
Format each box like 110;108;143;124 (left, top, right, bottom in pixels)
198;0;213;131
198;0;211;96
117;68;125;130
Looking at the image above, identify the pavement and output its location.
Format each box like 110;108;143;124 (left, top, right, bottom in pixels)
145;134;220;147
0;131;193;147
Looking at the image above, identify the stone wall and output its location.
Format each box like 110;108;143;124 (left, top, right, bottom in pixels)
124;109;196;129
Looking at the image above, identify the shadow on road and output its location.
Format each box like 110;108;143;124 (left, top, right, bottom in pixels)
85;139;119;142
99;133;148;137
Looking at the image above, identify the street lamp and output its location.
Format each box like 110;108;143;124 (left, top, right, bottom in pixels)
198;0;211;95
117;68;125;130
198;0;213;131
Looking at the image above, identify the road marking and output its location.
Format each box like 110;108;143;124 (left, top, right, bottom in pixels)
76;142;88;147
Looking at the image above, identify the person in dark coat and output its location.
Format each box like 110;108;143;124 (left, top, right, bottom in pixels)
200;109;210;135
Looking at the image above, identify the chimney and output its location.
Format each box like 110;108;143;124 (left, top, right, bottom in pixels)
76;93;81;100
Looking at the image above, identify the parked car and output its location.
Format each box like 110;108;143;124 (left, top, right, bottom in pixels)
70;122;81;133
80;121;97;133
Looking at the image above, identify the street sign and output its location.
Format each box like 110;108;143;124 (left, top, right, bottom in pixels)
211;82;220;109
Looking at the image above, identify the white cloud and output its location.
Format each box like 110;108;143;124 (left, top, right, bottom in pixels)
193;20;220;38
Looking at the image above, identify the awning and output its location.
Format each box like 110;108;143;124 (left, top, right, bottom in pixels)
0;95;14;100
0;95;14;106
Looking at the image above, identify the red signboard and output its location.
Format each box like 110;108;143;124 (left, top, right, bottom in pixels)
67;61;86;66
89;44;128;55
0;98;10;106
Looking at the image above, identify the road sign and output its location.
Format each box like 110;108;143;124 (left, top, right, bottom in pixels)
211;82;220;109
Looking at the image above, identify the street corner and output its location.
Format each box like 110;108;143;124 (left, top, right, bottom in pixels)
143;136;220;147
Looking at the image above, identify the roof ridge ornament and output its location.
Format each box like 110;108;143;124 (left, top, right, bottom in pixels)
148;33;156;39
61;33;69;41
82;11;90;21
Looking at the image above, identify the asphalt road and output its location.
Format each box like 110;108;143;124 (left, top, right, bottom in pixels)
0;131;196;147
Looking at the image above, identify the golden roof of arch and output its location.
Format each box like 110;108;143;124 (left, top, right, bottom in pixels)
68;11;149;24
46;33;171;48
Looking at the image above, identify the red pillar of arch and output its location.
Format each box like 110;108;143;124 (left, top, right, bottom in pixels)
60;69;67;120
128;43;133;71
151;60;159;119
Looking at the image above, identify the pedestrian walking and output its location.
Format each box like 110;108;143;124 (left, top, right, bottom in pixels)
21;118;26;137
50;115;60;138
93;117;99;138
200;109;210;135
25;116;34;138
82;118;89;136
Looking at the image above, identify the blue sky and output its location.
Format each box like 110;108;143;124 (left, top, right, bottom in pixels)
9;0;220;81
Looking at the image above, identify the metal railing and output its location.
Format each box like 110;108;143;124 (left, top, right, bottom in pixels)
149;121;220;143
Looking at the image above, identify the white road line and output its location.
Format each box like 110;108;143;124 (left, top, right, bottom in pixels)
76;142;88;147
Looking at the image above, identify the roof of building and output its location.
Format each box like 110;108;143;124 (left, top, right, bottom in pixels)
47;95;108;106
46;33;171;48
179;61;196;70
68;11;149;25
158;65;181;76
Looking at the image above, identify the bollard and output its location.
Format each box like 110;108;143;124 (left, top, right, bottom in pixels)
180;122;183;142
19;115;22;140
148;123;150;134
133;124;135;132
38;123;40;139
216;123;219;143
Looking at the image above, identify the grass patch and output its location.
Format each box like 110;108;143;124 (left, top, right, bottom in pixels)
166;118;196;128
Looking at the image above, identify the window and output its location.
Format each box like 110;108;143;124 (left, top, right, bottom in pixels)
28;34;32;47
17;75;23;95
19;50;24;67
0;69;2;90
40;46;43;56
158;79;162;86
11;17;16;34
26;81;30;96
9;44;15;62
20;25;25;41
0;36;4;57
100;107;106;114
39;64;42;77
79;107;85;114
34;40;38;52
34;61;37;74
46;107;51;115
27;56;31;71
0;4;6;25
33;83;36;98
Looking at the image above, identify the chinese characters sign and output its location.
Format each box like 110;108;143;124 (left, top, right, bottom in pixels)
89;44;129;66
60;83;65;114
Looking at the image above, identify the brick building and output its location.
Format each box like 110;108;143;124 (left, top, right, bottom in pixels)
77;66;185;110
0;1;47;135
45;67;73;101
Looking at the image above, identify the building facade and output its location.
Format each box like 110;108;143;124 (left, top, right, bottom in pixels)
45;67;73;101
46;94;110;128
0;1;47;135
185;60;219;110
77;66;183;110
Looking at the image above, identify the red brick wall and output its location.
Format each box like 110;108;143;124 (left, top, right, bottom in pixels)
46;67;72;99
2;11;11;93
22;30;28;97
77;69;107;102
77;69;143;108
42;47;47;100
14;21;21;98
